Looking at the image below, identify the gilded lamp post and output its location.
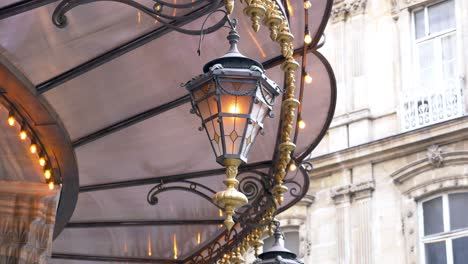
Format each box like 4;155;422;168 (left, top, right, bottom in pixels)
185;20;281;230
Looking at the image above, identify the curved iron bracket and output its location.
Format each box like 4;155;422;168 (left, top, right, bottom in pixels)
52;0;227;36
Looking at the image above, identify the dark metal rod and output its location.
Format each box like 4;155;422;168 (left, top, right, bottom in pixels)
36;2;220;94
79;160;271;192
66;219;222;228
0;0;57;20
72;95;189;148
52;253;180;263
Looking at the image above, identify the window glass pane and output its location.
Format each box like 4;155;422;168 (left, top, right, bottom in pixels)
449;193;468;230
418;41;436;89
441;34;457;80
428;0;455;34
425;241;447;264
423;197;444;235
415;9;426;39
453;236;468;264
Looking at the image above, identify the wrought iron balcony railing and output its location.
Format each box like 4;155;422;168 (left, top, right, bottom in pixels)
400;79;464;131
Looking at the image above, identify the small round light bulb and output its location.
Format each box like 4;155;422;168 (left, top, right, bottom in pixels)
7;115;15;126
39;157;46;167
44;169;52;180
19;129;27;140
30;143;37;154
304;0;312;9
289;163;297;172
298;119;306;129
304;73;313;84
48;182;54;190
304;33;312;44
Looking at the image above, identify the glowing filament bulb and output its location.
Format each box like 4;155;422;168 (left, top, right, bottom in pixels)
48;182;54;190
304;30;312;45
7;115;15;126
289;163;297;172
197;232;201;245
39;157;46;167
304;0;312;9
44;169;52;180
173;233;178;260
30;143;37;154
228;103;240;114
298;119;306;129
304;73;313;84
19;129;27;140
219;209;223;217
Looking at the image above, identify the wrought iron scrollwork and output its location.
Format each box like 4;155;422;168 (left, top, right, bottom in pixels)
52;0;227;36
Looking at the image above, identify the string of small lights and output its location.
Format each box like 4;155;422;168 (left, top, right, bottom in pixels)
0;96;57;190
290;0;313;172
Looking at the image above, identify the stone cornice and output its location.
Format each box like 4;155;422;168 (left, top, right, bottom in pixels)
331;0;367;23
331;180;375;204
309;116;468;178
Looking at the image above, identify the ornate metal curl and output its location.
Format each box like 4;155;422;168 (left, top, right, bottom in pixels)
52;0;227;36
146;180;220;208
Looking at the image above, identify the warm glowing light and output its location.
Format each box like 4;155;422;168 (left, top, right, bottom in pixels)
7;115;15;126
289;163;297;172
30;143;37;154
197;232;201;245
304;73;313;84
304;33;312;44
173;233;178;260
137;11;141;24
228;103;240;114
48;182;54;190
39;157;46;167
219;209;223;217
298;119;306;129
148;235;152;256
19;129;27;140
304;0;312;9
44;169;52;180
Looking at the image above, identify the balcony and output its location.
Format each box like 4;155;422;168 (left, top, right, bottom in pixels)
400;79;464;131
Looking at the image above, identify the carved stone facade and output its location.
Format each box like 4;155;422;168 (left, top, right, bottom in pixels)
0;182;59;264
275;0;468;262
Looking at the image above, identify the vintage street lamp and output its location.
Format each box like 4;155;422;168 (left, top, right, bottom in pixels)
185;19;282;230
253;224;304;264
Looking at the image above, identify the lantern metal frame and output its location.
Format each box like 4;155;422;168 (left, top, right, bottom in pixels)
185;20;282;165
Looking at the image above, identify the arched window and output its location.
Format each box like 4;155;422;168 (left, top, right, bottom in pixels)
419;192;468;264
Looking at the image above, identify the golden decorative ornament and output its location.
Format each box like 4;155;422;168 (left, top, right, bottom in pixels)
244;0;267;32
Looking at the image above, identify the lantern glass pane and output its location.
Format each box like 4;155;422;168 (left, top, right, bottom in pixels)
193;81;215;101
204;119;222;157
219;79;257;94
241;122;261;158
251;101;270;124
196;95;218;121
219;94;252;115
222;117;247;155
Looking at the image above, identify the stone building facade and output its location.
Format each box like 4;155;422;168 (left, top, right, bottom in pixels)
275;0;468;263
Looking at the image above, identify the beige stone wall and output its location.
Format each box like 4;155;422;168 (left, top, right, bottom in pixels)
271;0;468;263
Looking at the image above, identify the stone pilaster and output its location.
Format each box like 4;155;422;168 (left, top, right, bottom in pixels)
0;181;59;264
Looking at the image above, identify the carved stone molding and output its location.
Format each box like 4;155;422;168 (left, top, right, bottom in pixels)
331;180;375;204
331;0;367;23
0;181;59;264
427;145;443;168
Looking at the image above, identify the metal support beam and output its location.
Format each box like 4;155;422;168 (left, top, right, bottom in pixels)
79;160;271;192
36;1;221;94
0;0;57;20
52;253;180;263
66;219;222;228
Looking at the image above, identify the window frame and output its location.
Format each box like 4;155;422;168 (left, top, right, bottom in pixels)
411;0;458;91
418;192;468;264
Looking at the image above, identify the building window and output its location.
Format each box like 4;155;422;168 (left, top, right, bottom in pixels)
413;0;456;90
400;0;463;131
419;193;468;264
